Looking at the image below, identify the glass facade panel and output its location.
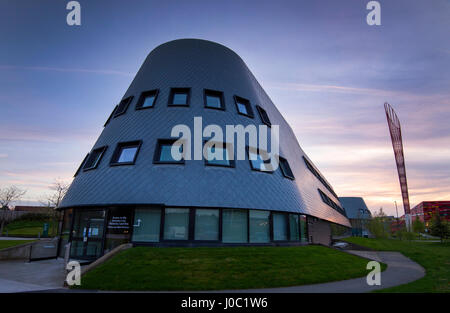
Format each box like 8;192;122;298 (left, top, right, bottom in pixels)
70;209;106;259
222;209;248;243
273;213;288;241
132;208;161;242
194;209;219;240
289;214;300;241
249;210;270;243
142;95;156;108
164;208;189;240
118;146;138;163
300;215;308;242
173;93;188;105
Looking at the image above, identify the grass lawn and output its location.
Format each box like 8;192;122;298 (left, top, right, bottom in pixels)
0;240;35;250
2;220;57;237
343;237;450;293
77;245;382;291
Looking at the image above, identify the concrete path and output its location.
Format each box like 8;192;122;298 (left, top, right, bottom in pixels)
213;250;425;293
0;258;66;293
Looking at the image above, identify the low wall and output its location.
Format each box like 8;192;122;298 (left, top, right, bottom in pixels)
308;218;332;246
0;241;33;260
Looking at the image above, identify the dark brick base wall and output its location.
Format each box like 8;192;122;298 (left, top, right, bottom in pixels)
308;218;332;246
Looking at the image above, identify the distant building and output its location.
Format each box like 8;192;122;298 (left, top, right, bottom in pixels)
13;206;54;213
410;201;450;229
339;197;372;237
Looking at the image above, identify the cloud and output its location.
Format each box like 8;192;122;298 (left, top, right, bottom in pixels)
0;154;7;158
0;65;134;77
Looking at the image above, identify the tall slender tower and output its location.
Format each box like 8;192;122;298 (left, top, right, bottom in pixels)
384;102;411;230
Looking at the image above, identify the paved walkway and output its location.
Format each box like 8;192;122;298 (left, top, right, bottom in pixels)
213;250;425;293
0;258;66;293
0;250;425;293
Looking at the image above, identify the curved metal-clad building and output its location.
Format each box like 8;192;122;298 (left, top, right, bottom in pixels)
59;39;350;260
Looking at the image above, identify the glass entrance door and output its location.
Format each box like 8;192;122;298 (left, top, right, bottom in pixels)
70;210;106;260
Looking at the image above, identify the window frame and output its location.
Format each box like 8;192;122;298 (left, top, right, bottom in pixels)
234;95;254;118
203;140;235;168
204;89;225;111
153;138;186;164
82;146;107;171
168;88;191;107
114;96;134;118
256;105;271;127
246;146;274;173
109;140;143;166
135;89;159;110
279;156;295;180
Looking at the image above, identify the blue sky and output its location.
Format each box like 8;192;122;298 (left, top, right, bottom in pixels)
1;0;449;215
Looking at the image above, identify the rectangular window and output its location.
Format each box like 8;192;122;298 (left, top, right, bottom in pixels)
234;96;254;118
153;139;185;164
204;89;225;110
104;105;118;127
110;140;142;166
249;210;270;243
222;209;248;243
303;156;338;198
136;89;159;110
318;189;346;216
248;147;274;172
273;213;288;241
169;88;190;106
132;208;161;242
114;96;133;117
204;142;234;167
289;214;300;241
164;208;189;240
300;215;308;242
279;157;295;180
194;209;219;241
83;146;107;171
256;105;271;127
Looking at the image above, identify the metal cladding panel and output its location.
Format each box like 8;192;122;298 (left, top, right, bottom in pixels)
60;39;350;227
339;197;372;219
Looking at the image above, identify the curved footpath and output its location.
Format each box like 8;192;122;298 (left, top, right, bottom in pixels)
212;250;425;293
0;250;425;293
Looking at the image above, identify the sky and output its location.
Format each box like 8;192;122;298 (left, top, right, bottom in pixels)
0;0;449;216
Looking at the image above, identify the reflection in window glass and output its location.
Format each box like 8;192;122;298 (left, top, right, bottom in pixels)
289;214;300;241
195;209;219;240
164;208;189;240
222;209;248;243
206;95;222;108
273;213;288;241
249;210;270;243
205;145;232;166
157;141;184;163
300;215;308;242
132;208;161;242
118;147;138;163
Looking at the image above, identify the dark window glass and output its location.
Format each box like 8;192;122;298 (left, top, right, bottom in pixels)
204;142;234;167
169;88;190;106
249;210;270;243
204;89;224;110
303;156;338;198
289;214;300;241
273;213;288;241
83;146;107;170
318;189;347;216
136;89;159;109
154;139;185;164
256;105;271;127
234;96;253;117
279;157;295;180
132;208;161;242
195;209;219;241
248;148;274;172
164;208;189;240
104;105;118;127
110;141;142;165
300;215;308;242
114;96;133;117
222;209;248;243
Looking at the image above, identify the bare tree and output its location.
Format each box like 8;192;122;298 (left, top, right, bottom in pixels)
42;179;70;208
0;186;27;209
